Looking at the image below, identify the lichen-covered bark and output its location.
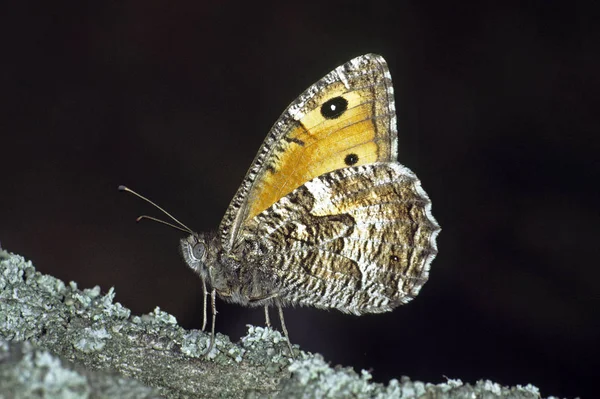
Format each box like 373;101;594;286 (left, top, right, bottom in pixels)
0;250;554;398
0;340;162;398
0;250;291;398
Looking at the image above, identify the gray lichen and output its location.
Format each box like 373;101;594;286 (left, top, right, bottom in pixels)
0;340;161;398
0;250;564;398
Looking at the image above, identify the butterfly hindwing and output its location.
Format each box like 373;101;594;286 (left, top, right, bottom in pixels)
240;163;439;313
220;54;397;250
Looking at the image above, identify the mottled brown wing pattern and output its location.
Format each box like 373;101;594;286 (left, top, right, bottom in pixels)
239;163;440;314
220;54;397;251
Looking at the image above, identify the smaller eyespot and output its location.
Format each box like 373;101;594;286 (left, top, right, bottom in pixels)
344;153;359;166
390;255;399;262
321;96;348;119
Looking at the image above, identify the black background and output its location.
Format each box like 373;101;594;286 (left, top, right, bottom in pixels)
1;2;598;398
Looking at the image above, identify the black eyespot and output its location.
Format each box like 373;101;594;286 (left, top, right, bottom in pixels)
390;255;399;262
321;96;348;119
344;153;359;166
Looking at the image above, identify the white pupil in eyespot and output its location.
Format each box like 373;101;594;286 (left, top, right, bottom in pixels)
330;104;336;111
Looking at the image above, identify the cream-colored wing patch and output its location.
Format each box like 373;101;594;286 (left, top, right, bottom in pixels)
220;54;397;250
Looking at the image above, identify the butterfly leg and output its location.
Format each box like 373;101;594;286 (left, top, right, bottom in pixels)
277;304;294;357
200;276;208;331
249;294;278;328
264;305;271;328
202;288;217;356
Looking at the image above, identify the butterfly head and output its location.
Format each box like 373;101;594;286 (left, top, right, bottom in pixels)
180;232;218;280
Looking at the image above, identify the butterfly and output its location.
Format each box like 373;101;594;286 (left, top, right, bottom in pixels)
122;54;440;356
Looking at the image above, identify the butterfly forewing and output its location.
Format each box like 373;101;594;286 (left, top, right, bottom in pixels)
219;54;398;250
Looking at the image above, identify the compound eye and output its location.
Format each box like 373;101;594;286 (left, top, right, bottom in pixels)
192;242;206;260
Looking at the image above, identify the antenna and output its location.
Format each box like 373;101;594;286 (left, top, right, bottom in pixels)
118;185;193;235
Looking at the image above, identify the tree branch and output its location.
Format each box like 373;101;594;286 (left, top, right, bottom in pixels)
0;250;553;398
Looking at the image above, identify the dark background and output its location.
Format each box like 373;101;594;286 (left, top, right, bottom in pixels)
1;2;598;398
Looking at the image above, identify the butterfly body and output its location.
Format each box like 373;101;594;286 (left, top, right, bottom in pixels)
175;54;439;353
